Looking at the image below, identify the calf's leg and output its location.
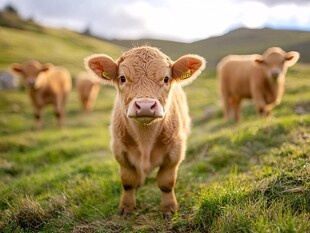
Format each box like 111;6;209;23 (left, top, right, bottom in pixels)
55;95;66;127
157;163;179;218
262;103;275;117
254;95;267;118
34;108;42;130
230;96;241;121
119;165;140;215
222;94;232;120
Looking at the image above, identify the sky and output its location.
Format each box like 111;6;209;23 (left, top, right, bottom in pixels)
0;0;310;42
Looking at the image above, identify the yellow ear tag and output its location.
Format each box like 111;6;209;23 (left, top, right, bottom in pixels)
181;69;191;79
101;71;111;80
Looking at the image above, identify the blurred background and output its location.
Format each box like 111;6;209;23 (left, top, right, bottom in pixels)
0;0;310;78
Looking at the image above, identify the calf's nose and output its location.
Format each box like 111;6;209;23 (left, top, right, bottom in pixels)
27;80;36;88
271;71;280;79
134;99;156;117
127;98;164;120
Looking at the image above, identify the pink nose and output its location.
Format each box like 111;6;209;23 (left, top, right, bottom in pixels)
134;99;156;117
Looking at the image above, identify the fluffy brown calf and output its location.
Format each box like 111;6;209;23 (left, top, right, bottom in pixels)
84;46;205;217
218;47;299;121
11;60;72;129
76;72;101;113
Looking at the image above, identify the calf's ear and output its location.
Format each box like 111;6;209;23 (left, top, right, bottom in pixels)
10;63;22;73
285;51;300;67
41;63;53;72
84;54;117;85
172;55;206;86
254;55;265;65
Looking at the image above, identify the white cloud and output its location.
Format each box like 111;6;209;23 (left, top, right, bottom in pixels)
159;0;240;41
1;0;309;42
108;0;241;41
265;4;310;30
234;0;310;6
238;1;270;28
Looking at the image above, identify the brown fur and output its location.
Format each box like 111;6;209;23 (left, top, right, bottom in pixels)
84;46;205;217
76;72;101;113
217;47;299;121
11;60;72;129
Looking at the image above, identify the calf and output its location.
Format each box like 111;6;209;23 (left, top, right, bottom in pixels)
84;46;205;217
11;60;72;129
76;72;101;113
217;47;299;121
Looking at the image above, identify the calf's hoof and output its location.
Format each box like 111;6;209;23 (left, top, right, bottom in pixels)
119;203;136;216
160;203;178;220
162;210;175;220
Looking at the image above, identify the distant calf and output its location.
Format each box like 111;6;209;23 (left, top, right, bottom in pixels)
76;72;101;112
218;47;299;121
11;60;72;129
84;46;205;217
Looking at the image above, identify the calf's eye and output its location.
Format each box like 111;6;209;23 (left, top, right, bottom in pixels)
164;76;169;84
119;76;126;83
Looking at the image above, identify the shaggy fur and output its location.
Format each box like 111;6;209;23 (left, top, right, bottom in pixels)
85;46;205;217
217;47;299;121
76;72;101;113
11;60;72;129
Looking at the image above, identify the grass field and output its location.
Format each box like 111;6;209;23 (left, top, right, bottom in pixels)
0;62;309;232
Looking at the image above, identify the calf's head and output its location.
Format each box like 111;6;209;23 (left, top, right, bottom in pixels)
255;47;299;81
11;60;51;88
85;46;205;125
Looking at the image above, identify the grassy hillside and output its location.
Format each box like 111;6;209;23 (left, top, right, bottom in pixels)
0;26;124;78
111;28;310;67
0;6;42;32
0;8;126;78
0;63;309;232
194;28;310;66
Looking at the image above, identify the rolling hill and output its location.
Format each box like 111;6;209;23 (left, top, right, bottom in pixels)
1;7;310;76
110;28;310;67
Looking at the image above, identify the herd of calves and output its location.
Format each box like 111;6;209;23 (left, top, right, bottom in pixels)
10;46;300;217
10;46;300;130
10;61;101;129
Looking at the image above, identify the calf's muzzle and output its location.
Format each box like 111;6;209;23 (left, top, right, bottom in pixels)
127;98;164;124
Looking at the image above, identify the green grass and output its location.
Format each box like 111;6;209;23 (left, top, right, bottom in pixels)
0;63;309;232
